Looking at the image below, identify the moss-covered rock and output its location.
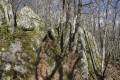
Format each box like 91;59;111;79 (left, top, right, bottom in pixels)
0;4;46;79
0;1;102;80
77;27;101;79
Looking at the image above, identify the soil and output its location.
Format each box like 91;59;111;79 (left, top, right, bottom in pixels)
105;64;120;80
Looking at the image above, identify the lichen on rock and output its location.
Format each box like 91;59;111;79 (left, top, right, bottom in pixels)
0;0;102;80
17;6;41;31
0;1;46;79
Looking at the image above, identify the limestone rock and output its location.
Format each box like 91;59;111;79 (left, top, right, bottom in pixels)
1;52;15;63
5;63;11;71
0;1;102;79
0;4;46;79
9;38;22;54
17;6;40;31
14;65;27;74
17;6;46;49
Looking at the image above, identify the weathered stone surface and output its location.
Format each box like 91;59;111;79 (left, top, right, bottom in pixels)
17;6;40;31
5;63;11;71
9;38;22;54
1;52;15;63
0;2;46;79
17;6;45;49
14;65;27;74
0;0;102;80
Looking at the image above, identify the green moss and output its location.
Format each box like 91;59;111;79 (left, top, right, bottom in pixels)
48;58;55;67
23;71;35;80
0;10;46;79
21;38;36;64
0;4;4;12
14;29;37;64
16;13;21;20
0;24;8;38
0;40;9;51
63;72;68;80
53;48;61;55
0;23;15;50
23;33;36;52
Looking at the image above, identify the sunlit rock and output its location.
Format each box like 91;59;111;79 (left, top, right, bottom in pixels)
5;63;11;71
9;38;22;54
0;4;46;79
1;52;15;63
14;65;27;74
17;6;41;31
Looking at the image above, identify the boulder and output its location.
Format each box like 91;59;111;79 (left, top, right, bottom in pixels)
17;6;41;31
1;52;15;63
9;38;22;54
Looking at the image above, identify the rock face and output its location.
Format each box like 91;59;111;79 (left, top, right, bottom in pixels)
78;27;101;79
9;38;22;54
0;0;101;80
17;6;45;49
2;52;15;63
17;6;40;31
0;1;46;80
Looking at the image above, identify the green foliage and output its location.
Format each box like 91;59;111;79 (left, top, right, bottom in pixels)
0;24;8;38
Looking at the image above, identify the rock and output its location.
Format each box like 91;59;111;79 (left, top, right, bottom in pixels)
14;65;27;74
17;6;40;31
1;48;5;51
5;63;11;71
0;1;50;80
16;6;46;49
0;3;102;79
6;76;10;80
77;27;101;79
21;53;29;59
9;38;22;54
1;52;15;63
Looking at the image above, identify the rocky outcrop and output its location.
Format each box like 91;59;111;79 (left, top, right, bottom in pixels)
16;6;45;49
78;27;101;79
0;1;46;79
0;0;101;80
17;6;41;31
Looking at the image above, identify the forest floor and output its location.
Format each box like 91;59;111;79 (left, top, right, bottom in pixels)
105;64;120;80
